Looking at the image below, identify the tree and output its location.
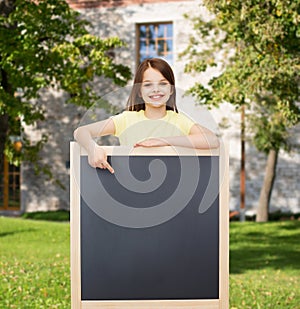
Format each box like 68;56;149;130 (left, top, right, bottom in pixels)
0;0;131;176
182;0;300;221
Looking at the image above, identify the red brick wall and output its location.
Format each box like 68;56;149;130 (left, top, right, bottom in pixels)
67;0;190;9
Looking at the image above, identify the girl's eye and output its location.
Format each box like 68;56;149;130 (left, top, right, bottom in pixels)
142;82;170;88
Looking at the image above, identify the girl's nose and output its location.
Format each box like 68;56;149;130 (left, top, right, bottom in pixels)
152;83;159;91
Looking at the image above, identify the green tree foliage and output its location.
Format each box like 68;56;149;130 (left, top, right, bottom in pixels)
0;0;131;172
183;0;300;221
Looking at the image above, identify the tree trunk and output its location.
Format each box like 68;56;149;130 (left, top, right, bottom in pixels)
256;149;278;222
0;114;9;171
0;0;15;170
0;67;12;173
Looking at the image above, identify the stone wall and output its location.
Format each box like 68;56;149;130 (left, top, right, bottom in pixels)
21;89;84;212
245;130;300;215
22;0;300;215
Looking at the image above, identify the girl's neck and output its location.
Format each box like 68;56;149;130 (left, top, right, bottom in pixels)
144;106;167;119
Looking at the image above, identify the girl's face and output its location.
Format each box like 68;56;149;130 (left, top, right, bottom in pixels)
140;67;173;108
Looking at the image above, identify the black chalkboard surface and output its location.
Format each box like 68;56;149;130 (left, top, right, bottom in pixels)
80;155;219;301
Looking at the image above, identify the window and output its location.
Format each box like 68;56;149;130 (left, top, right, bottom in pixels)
0;156;20;210
0;119;21;210
137;22;173;65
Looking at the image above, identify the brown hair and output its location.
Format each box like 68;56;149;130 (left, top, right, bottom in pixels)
126;58;178;112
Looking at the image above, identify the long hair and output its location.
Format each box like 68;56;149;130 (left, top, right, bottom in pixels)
126;58;178;112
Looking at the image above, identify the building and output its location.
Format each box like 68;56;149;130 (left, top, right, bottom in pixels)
0;0;299;216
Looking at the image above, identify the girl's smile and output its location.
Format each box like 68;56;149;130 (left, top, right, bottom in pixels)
149;93;166;102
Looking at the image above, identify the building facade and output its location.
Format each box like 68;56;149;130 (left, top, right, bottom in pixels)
1;0;299;216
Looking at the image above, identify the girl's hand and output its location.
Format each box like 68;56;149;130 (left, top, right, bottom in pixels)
134;138;168;148
87;144;114;174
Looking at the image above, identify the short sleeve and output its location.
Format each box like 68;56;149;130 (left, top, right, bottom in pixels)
178;112;196;135
111;112;127;137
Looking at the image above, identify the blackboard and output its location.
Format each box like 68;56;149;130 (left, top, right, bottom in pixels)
70;143;228;309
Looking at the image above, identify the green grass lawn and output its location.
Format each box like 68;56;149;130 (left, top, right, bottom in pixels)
0;217;70;308
230;221;300;309
0;217;299;308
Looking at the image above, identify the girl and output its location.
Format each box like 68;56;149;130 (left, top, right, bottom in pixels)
74;58;219;173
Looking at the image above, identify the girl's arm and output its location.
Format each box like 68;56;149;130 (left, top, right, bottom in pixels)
134;124;220;149
73;119;116;173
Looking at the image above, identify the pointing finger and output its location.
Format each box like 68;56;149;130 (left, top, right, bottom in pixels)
103;161;114;174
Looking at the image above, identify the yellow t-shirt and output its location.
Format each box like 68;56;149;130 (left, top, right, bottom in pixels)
112;110;196;146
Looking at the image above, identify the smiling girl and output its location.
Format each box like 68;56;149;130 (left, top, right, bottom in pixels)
74;58;219;173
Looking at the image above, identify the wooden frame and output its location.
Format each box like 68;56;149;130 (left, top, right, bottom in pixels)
70;142;229;308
